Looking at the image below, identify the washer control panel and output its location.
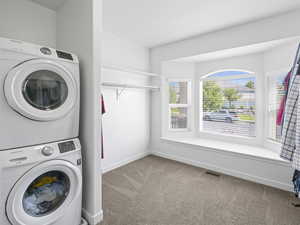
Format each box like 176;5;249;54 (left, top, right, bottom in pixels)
3;139;81;167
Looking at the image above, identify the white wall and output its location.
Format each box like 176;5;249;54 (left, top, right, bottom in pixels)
150;11;300;192
264;40;300;73
101;32;151;172
150;9;300;70
102;32;149;71
0;0;56;47
57;0;103;224
154;140;292;191
162;61;195;77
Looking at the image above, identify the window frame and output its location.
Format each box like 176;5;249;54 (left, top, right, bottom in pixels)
197;70;263;146
167;78;193;132
264;68;289;153
162;68;286;151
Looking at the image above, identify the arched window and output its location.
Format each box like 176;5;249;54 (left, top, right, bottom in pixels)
200;70;256;138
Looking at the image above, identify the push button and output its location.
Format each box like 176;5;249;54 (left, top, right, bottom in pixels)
77;158;82;166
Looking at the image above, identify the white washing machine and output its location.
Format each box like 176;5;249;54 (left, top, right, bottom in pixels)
0;138;82;225
0;37;80;150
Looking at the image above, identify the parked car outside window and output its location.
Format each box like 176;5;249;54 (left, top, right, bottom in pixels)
203;110;239;123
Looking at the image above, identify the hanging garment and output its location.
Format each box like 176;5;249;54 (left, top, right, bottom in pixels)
101;95;106;159
277;71;291;126
102;94;106;114
281;44;300;198
280;72;300;170
293;170;300;198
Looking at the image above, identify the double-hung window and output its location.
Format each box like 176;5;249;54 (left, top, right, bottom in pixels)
168;80;192;131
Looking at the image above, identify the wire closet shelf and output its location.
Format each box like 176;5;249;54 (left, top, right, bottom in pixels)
101;66;160;99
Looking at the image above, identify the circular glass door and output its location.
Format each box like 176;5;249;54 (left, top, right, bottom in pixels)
23;70;68;111
4;59;77;121
23;171;70;217
6;160;82;225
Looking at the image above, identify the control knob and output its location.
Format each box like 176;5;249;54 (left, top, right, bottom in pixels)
40;47;52;55
41;146;54;156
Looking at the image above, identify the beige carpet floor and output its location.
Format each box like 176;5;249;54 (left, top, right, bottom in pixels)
101;155;300;225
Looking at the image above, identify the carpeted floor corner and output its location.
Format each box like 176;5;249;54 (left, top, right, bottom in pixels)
100;155;300;225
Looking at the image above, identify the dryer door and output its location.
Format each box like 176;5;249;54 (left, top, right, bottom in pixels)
6;160;82;225
4;59;77;121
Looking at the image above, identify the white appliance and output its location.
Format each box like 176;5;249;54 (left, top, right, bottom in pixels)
0;138;82;225
0;37;80;150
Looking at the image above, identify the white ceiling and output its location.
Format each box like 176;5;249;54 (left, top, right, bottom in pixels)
104;0;300;47
173;37;300;63
27;0;300;47
29;0;66;10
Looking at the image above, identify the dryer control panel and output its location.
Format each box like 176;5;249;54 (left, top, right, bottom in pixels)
0;37;79;63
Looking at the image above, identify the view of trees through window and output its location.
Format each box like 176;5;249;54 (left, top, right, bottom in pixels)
201;71;256;137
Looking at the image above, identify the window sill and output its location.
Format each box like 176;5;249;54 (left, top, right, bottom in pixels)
160;136;289;165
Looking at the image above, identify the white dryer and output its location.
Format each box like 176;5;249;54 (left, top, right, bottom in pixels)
0;37;80;150
0;138;82;225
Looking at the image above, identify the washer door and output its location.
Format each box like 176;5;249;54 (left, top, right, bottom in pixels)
4;59;77;121
6;160;82;225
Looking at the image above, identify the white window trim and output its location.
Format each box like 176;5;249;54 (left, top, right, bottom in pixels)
197;70;264;147
161;68;286;153
166;78;193;133
263;68;289;153
203;73;255;81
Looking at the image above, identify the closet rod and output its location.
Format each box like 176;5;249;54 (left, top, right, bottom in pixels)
101;82;160;90
102;65;159;77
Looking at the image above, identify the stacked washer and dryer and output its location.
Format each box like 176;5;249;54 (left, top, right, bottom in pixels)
0;37;85;225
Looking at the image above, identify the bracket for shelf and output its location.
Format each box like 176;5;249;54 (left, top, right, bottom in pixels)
116;87;127;101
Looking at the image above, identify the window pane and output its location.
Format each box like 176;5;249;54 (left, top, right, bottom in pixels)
171;107;188;129
202;73;255;137
268;73;286;142
169;81;188;104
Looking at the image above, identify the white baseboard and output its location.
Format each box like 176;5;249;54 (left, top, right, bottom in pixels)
82;208;103;225
152;151;293;192
102;151;150;174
